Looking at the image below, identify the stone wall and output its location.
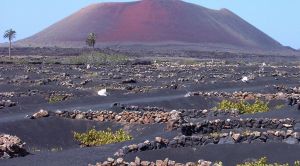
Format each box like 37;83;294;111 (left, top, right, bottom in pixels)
185;91;296;101
114;130;300;157
181;118;296;136
90;157;220;166
54;110;178;125
30;109;297;134
0;100;16;109
30;107;240;127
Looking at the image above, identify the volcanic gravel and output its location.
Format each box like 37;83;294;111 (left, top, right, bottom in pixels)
1;57;300;165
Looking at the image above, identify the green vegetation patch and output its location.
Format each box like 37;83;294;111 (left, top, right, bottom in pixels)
73;128;133;147
238;157;300;166
217;99;269;114
274;104;285;110
48;95;68;104
64;51;129;65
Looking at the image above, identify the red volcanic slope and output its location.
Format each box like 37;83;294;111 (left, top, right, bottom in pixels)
20;0;283;49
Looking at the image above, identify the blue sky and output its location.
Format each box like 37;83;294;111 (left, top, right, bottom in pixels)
1;0;300;49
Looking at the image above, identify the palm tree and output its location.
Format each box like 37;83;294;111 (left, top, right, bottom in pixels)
86;33;96;49
3;29;16;57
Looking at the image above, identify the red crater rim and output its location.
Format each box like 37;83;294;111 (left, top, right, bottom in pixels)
19;0;283;50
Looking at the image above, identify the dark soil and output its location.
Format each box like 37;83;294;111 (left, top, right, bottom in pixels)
1;55;300;165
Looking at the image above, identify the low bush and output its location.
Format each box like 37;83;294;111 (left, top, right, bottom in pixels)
48;95;67;104
73;128;132;147
217;99;269;114
274;104;285;110
237;157;300;166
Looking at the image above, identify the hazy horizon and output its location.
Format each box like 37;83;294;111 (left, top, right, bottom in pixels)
1;0;299;49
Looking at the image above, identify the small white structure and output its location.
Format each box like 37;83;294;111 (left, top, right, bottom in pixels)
184;92;191;98
98;89;108;96
86;64;91;69
262;62;267;67
241;76;249;83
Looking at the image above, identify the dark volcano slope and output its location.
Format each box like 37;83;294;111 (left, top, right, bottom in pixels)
19;0;283;50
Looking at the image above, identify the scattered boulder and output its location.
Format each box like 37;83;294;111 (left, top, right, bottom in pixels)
75;113;85;120
0;134;28;159
32;109;49;119
231;133;241;142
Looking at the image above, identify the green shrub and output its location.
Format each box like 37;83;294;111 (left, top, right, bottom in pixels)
73;128;132;147
64;51;129;65
274;104;285;110
48;95;67;104
237;157;300;166
215;162;224;166
217;99;269;114
0;57;31;64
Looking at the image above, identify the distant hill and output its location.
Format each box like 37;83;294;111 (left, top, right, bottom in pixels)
18;0;286;51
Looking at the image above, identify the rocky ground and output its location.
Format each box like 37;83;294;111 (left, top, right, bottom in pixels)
1;54;300;165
